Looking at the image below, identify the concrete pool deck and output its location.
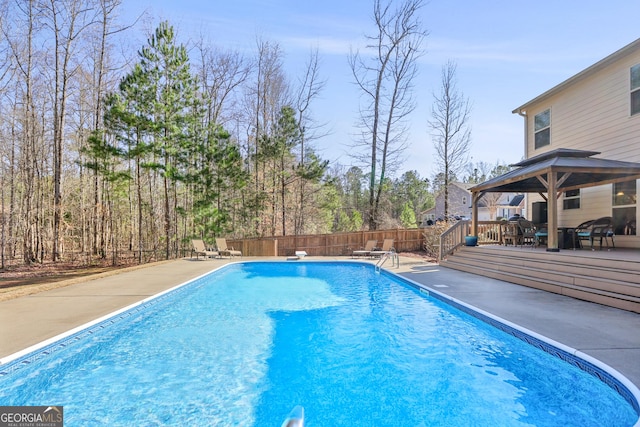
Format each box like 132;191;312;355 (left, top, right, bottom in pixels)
1;256;639;392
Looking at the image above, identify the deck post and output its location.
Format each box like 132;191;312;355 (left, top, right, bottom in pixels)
471;192;480;237
547;170;559;251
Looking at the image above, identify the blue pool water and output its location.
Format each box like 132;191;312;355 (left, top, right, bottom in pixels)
0;262;638;426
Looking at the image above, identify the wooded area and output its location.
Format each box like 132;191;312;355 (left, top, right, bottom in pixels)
0;0;444;268
0;0;518;270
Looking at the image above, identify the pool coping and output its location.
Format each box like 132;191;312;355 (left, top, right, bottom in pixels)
1;259;639;426
0;266;216;371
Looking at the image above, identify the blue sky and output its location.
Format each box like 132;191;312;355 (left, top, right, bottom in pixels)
120;0;640;180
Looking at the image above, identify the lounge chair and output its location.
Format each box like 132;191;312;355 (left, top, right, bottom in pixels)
191;239;219;259
575;216;615;250
215;237;242;258
352;240;377;258
370;238;395;258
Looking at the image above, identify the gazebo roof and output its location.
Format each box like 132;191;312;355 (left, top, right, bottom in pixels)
470;148;640;194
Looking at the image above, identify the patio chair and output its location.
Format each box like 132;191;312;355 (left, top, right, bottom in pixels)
352;240;378;258
624;219;636;235
369;238;395;258
569;219;594;249
191;239;219;260
500;220;519;246
517;218;537;247
534;228;548;247
215;237;242;258
575;216;615;250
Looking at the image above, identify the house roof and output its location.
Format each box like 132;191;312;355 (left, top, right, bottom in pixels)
469;148;640;194
508;194;525;206
453;182;475;191
422;206;435;215
512;37;640;114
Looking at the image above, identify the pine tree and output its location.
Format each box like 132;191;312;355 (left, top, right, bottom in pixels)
104;21;249;256
400;202;418;228
139;22;199;259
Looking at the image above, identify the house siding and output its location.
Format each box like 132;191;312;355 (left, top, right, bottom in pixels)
517;39;640;245
421;183;478;225
434;184;472;220
525;58;640;160
422;187;522;225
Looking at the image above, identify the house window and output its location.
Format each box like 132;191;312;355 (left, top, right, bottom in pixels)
613;181;636;206
632;64;640;116
534;109;550;148
613;181;637;235
563;189;580;210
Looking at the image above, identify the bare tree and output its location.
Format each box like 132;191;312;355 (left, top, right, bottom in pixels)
482;192;502;220
293;47;327;235
193;36;252;128
245;38;290;236
42;0;98;261
429;60;472;221
75;0;128;262
0;0;13;268
349;0;427;230
191;35;252;237
3;0;42;264
464;161;491;183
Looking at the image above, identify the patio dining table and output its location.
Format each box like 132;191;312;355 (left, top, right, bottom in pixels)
534;226;578;249
558;226;579;249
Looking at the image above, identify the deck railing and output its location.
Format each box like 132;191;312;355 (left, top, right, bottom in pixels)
476;221;504;245
438;220;505;261
439;220;470;261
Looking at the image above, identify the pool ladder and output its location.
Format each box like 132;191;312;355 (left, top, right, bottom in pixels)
281;405;304;427
375;251;399;272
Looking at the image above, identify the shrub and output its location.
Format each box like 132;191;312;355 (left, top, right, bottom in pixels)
422;222;450;258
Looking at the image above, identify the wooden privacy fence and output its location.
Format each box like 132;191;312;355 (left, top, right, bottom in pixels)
0;222;503;267
227;228;425;257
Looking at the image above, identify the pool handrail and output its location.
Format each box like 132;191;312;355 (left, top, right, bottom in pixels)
375;250;399;271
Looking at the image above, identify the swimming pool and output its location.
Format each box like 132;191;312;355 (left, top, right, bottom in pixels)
0;261;638;426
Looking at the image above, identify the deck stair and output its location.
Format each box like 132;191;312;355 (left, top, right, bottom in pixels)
439;245;640;314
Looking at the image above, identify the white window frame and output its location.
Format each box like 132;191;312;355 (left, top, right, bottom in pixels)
613;181;637;235
562;189;580;210
631;64;640;116
534;109;551;149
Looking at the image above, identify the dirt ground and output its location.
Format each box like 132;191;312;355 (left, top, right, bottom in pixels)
397;251;436;262
0;259;144;302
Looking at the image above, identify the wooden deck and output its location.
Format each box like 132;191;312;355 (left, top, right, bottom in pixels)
439;244;640;313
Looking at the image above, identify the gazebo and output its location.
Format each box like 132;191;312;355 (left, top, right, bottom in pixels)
469;148;640;250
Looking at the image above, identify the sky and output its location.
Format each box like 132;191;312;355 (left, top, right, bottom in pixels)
119;0;640;181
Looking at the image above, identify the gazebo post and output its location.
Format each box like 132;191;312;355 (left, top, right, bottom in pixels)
471;192;480;237
547;170;559;251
